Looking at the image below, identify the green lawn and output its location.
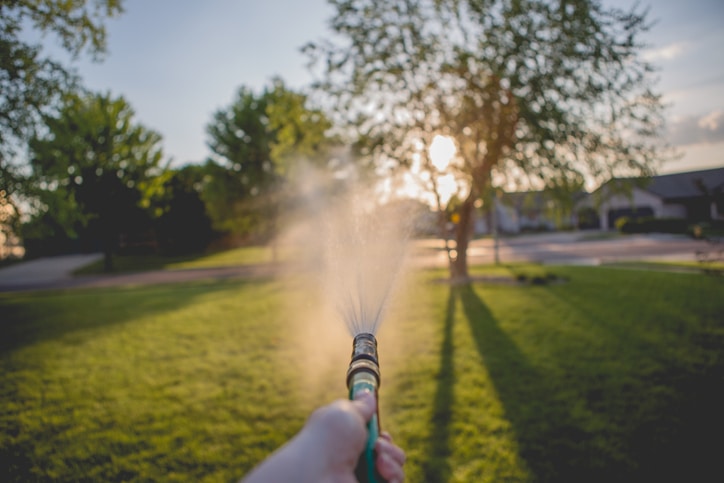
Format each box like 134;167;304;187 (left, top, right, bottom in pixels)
74;246;277;275
1;266;723;482
604;259;724;273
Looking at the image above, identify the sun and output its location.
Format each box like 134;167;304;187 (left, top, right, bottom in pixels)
381;133;462;209
429;134;457;171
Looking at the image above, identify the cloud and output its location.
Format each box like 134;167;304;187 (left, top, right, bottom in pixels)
667;110;724;145
643;42;688;62
698;111;722;131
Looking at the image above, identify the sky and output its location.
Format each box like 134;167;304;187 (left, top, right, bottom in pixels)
50;0;724;175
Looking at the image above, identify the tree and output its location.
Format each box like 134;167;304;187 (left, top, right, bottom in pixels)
308;0;666;281
27;92;166;271
152;165;216;256
0;0;124;212
205;78;333;244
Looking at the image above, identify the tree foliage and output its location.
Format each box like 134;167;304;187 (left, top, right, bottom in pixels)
152;165;216;256
308;0;666;279
0;0;123;200
26;92;165;270
205;78;333;240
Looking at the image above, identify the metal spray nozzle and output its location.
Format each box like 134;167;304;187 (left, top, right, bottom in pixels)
347;332;380;391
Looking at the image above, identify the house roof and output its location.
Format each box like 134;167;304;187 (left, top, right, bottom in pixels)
502;167;724;205
644;167;724;200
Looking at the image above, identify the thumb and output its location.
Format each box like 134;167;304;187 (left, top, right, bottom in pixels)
352;390;377;422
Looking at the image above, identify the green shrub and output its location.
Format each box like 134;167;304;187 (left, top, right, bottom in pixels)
615;216;630;232
576;206;601;229
620;217;688;234
690;220;724;239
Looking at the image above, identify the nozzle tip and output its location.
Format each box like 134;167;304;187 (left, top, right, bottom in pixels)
348;332;380;389
351;333;378;364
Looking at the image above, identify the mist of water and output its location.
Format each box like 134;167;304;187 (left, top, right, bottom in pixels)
322;189;410;335
274;165;421;400
279;166;417;336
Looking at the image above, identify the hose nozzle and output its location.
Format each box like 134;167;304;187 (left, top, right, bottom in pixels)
346;333;385;483
347;332;380;392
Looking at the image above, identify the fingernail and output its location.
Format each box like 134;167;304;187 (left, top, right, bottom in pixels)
353;389;372;400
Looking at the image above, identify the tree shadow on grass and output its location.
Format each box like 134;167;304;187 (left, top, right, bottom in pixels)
0;279;263;356
457;284;615;483
421;288;456;483
0;278;287;481
537;283;724;482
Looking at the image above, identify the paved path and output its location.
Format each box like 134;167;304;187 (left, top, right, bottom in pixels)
0;232;714;293
0;258;280;293
0;253;103;291
412;232;709;267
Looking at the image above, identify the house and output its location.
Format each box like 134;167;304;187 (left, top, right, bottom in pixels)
484;192;555;234
577;167;724;230
470;166;724;234
473;190;585;235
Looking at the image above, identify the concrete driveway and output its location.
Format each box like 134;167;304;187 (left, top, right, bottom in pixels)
0;253;102;291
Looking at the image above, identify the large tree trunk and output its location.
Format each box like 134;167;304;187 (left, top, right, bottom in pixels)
450;195;475;282
436;211;454;272
491;197;501;265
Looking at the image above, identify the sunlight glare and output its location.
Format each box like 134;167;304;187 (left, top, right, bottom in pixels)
382;134;466;210
429;135;457;171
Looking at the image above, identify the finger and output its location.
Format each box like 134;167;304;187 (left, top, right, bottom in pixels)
351;391;377;422
379;431;393;443
376;451;405;483
376;437;406;466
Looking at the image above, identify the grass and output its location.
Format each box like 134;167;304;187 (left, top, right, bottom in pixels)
0;278;300;482
468;263;561;282
1;266;723;482
604;260;724;273
73;246;276;275
388;267;724;482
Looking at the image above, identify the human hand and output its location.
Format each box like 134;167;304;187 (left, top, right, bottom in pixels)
242;391;405;483
305;391;406;483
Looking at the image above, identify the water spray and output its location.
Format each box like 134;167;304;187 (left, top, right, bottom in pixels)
347;332;385;483
301;185;410;482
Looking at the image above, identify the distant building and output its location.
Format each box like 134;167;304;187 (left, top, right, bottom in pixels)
473;191;583;235
470;167;724;235
577;167;724;230
398;167;724;236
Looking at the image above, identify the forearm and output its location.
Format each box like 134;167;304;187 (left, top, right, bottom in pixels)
240;430;326;483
